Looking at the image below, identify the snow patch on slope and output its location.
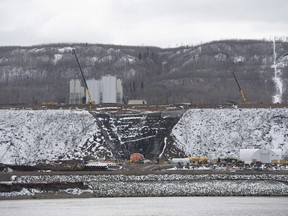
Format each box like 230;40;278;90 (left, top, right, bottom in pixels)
172;108;288;159
53;54;62;64
116;55;137;66
0;110;112;165
233;56;245;63
272;39;283;104
28;48;46;53
58;47;73;53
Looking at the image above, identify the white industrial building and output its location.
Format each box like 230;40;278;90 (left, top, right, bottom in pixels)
69;76;123;104
128;99;147;105
69;79;85;104
240;149;282;164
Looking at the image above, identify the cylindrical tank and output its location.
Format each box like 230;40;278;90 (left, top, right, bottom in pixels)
102;76;117;103
87;79;100;104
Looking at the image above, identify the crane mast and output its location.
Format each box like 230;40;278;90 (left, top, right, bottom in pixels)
72;49;94;104
231;72;248;104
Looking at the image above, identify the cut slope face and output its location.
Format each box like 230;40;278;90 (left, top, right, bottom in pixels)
172;108;288;159
0;109;182;165
90;111;183;160
0;110;113;165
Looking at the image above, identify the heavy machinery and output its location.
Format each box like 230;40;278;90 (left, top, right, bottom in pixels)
231;72;249;104
72;49;95;104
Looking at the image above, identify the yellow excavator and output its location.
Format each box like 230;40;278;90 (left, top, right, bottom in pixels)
231;72;249;104
72;49;95;105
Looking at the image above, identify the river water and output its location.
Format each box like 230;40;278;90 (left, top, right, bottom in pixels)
1;197;288;216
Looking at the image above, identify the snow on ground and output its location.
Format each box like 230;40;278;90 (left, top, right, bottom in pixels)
272;39;283;103
1;173;288;198
115;55;137;66
233;56;245;63
58;47;73;53
0;110;112;165
27;48;46;53
172;108;288;159
53;54;62;64
2;107;288;165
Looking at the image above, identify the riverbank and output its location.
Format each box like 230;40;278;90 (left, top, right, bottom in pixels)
1;171;288;200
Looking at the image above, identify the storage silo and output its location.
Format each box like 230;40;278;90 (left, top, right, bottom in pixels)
117;79;123;103
102;76;117;103
69;79;85;104
87;79;101;104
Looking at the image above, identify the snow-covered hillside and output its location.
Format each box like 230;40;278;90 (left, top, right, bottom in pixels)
1;40;288;105
0;109;181;165
2;108;288;165
0;110;112;165
172;108;288;159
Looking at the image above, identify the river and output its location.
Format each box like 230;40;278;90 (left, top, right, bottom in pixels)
1;197;287;216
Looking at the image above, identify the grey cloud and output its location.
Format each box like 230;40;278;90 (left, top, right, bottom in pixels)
0;0;288;47
112;0;288;23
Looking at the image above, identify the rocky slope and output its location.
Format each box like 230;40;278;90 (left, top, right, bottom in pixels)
1;106;288;165
0;108;184;165
172;108;288;159
90;110;183;159
0;109;113;165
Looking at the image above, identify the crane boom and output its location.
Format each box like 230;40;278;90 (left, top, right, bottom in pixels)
231;72;248;104
72;49;94;104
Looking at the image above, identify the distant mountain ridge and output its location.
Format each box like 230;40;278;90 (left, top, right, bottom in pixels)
0;39;288;104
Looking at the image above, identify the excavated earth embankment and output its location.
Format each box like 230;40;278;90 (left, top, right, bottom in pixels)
1;104;288;199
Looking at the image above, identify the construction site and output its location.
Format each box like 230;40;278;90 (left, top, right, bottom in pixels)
1;42;288;199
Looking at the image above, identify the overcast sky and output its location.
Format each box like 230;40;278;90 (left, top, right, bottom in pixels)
1;0;288;48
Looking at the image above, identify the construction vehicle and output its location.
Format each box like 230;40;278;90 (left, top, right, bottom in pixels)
72;49;95;105
231;72;249;104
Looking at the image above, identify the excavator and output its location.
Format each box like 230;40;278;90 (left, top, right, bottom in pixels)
72;49;95;105
231;72;249;104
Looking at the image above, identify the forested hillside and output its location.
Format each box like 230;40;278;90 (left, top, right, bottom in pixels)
0;39;288;104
